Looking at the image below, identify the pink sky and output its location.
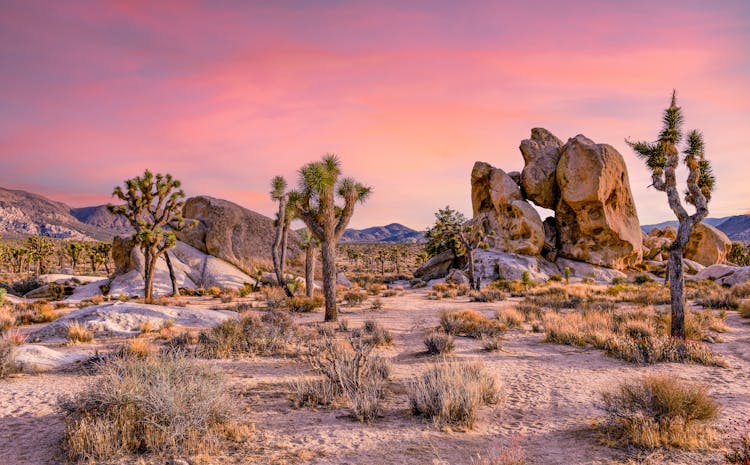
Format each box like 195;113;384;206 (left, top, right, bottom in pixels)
1;0;749;229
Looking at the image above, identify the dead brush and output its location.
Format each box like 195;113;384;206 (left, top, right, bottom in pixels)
343;290;368;306
12;302;59;325
286;295;324;313
114;338;153;359
408;361;502;430
367;283;386;296
695;288;740;310
67;322;94;344
599;374;719;450
0;307;14;332
423;331;454;355
495;308;524;329
197;310;297;358
294;333;392;422
262;287;288;308
469;289;506;302
730;281;750;299
440;309;507;338
57;354;237;461
357;320;393;347
0;334;20;379
740;301;750;319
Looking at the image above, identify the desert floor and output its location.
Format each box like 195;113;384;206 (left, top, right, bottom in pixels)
1;288;748;465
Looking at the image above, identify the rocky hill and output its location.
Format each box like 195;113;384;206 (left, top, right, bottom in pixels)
0;187;113;240
340;223;424;243
70;205;133;236
642;215;750;241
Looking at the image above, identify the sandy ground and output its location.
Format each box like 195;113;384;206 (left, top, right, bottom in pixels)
1;289;749;465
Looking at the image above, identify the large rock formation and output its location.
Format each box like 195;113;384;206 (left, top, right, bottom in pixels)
470;162;544;255
177;196;300;275
555;135;643;269
519;128;563;209
467;129;642;273
684;223;731;266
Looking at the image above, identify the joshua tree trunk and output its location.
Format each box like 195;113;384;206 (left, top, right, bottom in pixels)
667;247;685;338
143;250;156;303
164;252;179;297
305;246;315;298
321;239;337;321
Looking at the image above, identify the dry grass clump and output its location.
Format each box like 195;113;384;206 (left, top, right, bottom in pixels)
516;302;542;322
0;307;14;332
725;419;750;464
294;334;391;422
430;282;470;300
480;335;504;352
197;311;297;358
343;290;368;306
262;287;287;308
440;309;507;338
543;308;725;366
356;320;393;347
67;322;94;344
471;437;527;465
286;295;324;313
114;338;153;359
468;289;506;302
599;375;719;450
0;335;20;379
423;331;454;355
495;308;524;329
367;283;386;295
739;302;750;319
695;288;740;310
10;301;59;325
57;355;236;461
730;281;750;299
487;279;526;295
409;361;502;430
381;288;399;297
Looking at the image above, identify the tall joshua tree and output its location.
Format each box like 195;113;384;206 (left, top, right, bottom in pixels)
108;170;190;303
270;176;294;297
627;91;714;339
27;236;54;275
66;241;86;273
289;154;371;321
299;228;319;298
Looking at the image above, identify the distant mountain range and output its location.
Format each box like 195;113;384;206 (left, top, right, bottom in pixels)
340;223;425;243
642;215;750;241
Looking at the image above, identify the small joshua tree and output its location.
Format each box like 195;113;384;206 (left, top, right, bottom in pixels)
289;155;371;321
108;170;191;303
66;241;86;273
27;236;54;275
299;228;319;298
270;176;294;297
627;91;715;339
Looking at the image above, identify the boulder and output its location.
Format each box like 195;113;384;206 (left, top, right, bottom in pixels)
519;128;564;209
445;269;470;285
682;259;705;275
473;248;560;283
414;249;455;280
555;135;642;269
29;302;238;341
470;162;545;255
692;264;750;286
65;279;110;303
336;272;353;289
555;257;627;283
684;223;731;266
12;345;89;373
177;195;300;275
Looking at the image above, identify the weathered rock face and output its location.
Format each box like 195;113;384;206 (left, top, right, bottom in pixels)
684;223;731;266
177;196;300;275
519;128;564;209
470;162;544;255
555;135;642;269
414;250;455;281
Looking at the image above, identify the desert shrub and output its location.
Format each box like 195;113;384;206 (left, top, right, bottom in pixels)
226;302;253;313
469;289;506;303
343;290;368;306
297;334;392;422
516;302;542;322
543;310;725;366
599;375;718;449
12;277;43;296
0;337;18;379
740;302;750;319
357;320;394;347
197;311;297;358
382;289;398;297
488;279;526;295
481;335;504;352
725;419;750;464
0;288;5;305
548;274;563;283
370;298;383;310
471;436;527;465
730;282;750;299
67;322;94;343
286;296;324;313
633;274;654;285
611;277;626;285
11;302;59;325
423;332;454;355
409;361;501;429
367;283;386;295
410;278;427;288
114;338;153;359
337;318;349;332
440;310;507;338
205;286;221;297
57;355;235;460
695;288;740;310
0;307;14;332
495;308;524;329
262;287;287;308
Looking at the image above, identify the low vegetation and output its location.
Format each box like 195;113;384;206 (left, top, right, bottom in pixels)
0;336;18;379
197;310;297;358
599;374;719;450
66;322;94;343
409;361;502;429
423;331;454;355
543;307;726;366
57;355;237;461
440;309;507;338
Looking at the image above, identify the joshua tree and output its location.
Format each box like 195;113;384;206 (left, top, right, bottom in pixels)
108;170;191;303
627;91;714;339
66;241;86;272
27;236;54;275
9;246;30;274
425;206;492;290
299;228;319;298
289;155;371;321
269;176;295;297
